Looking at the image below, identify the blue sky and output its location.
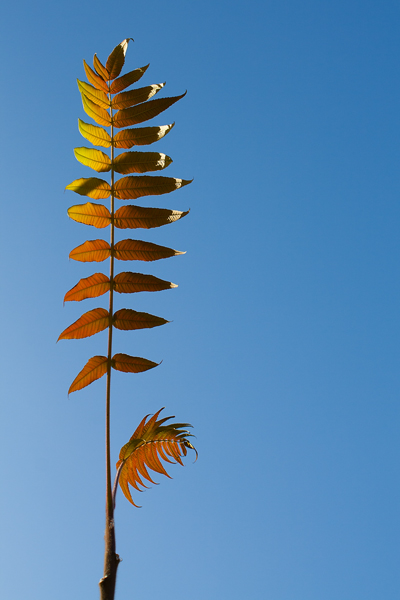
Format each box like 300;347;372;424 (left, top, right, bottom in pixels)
0;1;399;598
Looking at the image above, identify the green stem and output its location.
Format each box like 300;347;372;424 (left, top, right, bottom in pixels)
99;87;119;600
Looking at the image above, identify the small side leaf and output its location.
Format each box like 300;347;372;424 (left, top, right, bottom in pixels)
78;120;111;148
113;308;168;331
112;353;159;373
93;54;109;81
112;83;165;110
114;176;191;200
114;124;174;148
114;272;177;294
64;273;110;302
83;59;109;92
110;64;149;94
113;151;172;175
113;93;186;128
81;93;111;127
58;308;109;340
69;239;111;262
66;178;111;199
114;205;189;229
77;79;109;109
68;202;111;228
114;239;185;262
69;355;108;393
74;147;111;172
106;38;132;80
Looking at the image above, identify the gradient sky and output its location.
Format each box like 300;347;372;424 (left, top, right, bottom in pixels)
0;1;399;599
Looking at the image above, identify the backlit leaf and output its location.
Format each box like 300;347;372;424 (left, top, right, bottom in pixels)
113;93;186;128
64;273;110;302
114;239;184;261
106;38;132;80
114;124;174;148
66;177;111;199
110;64;149;94
113;151;172;175
69;355;108;393
78;120;111;148
112;83;164;110
58;308;109;340
83;59;108;92
114;272;177;294
74;147;111;172
114;205;189;229
113;308;168;331
69;239;111;262
114;176;191;200
77;79;109;109
93;54;109;81
112;353;159;374
67;202;111;228
81;93;111;127
116;409;196;506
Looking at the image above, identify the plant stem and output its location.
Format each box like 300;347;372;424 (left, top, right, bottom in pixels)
99;89;119;600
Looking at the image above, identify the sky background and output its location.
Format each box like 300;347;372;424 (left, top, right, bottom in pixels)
0;1;399;599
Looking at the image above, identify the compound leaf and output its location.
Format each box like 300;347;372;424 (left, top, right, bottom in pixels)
69;239;111;262
64;273;110;302
114;176;191;200
113;308;168;331
69;355;108;393
66;177;111;199
112;83;164;110
113;151;172;175
116;409;196;506
58;308;109;340
78;120;111;148
114;272;177;294
68;202;111;228
114;205;189;229
110;64;149;94
113;93;186;128
114;239;184;262
114;124;174;148
74;147;111;172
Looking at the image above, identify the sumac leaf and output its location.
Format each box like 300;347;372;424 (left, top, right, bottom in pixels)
114;272;177;294
113;93;186;128
77;79;109;109
69;355;108;393
112;83;164;110
113;308;168;331
66;177;111;199
114;205;189;229
69;239;111;262
106;38;132;80
58;308;109;340
68;202;111;228
110;64;149;94
114;176;191;200
81;93;111;127
114;239;184;262
114;124;174;148
64;273;110;302
78;120;111;148
83;59;108;92
113;151;172;175
93;54;109;81
112;353;159;374
74;147;111;172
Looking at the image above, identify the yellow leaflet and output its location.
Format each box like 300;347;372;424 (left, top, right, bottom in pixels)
66;177;111;199
78;120;111;148
77;79;109;109
82;93;111;127
74;147;111;173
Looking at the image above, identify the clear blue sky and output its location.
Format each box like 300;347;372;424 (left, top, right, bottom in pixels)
0;1;399;599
